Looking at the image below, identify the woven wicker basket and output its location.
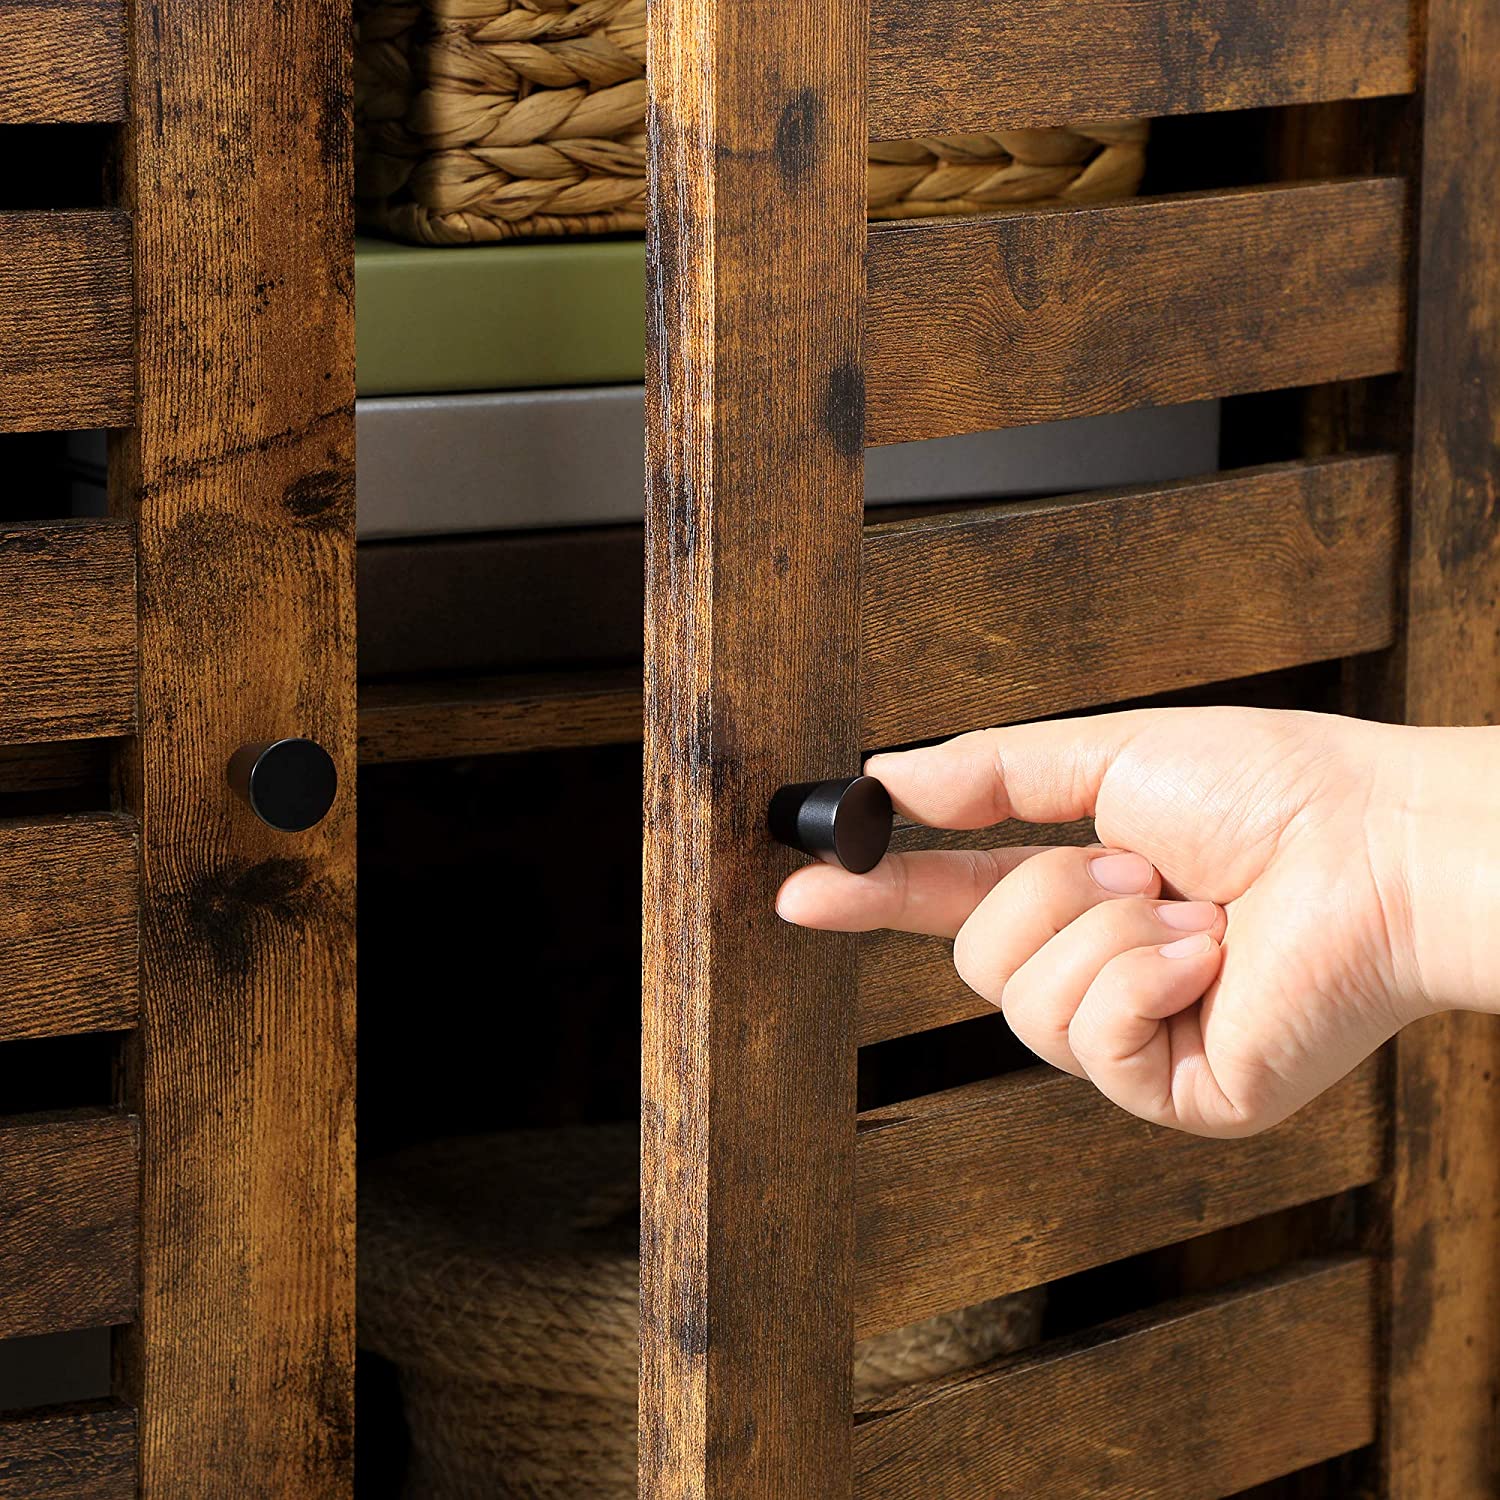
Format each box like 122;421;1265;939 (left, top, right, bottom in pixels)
360;1125;1045;1497
354;0;1147;244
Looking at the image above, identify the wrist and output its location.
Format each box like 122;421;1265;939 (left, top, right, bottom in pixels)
1373;724;1500;1020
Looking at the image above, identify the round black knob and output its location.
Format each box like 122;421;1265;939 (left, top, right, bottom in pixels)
768;775;893;875
228;738;339;833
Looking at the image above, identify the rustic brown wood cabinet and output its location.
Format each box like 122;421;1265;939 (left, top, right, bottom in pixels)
0;0;1497;1496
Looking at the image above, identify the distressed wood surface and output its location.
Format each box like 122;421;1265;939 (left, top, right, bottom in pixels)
0;522;136;747
0;1;127;124
862;456;1399;747
0;1111;138;1340
855;1260;1376;1498
0;212;133;433
1384;0;1500;1490
866;179;1408;445
641;0;866;1492
869;0;1415;138
854;1059;1382;1338
358;669;643;762
115;0;358;1491
0;1402;137;1499
0;815;137;1042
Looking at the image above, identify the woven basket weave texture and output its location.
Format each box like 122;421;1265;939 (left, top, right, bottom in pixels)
360;1125;1046;1497
355;0;1147;244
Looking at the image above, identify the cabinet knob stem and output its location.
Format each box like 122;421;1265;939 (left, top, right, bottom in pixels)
768;775;893;875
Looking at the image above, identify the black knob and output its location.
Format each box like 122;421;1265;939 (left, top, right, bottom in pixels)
228;738;338;833
768;775;893;875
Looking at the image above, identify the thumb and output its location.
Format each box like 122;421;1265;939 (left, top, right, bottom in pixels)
865;712;1156;829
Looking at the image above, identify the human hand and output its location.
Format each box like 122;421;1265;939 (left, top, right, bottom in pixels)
776;708;1500;1137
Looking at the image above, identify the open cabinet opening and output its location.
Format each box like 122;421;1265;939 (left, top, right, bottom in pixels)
348;55;1410;1491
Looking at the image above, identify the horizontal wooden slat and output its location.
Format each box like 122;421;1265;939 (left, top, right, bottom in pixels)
0;212;134;433
0;816;137;1043
860;932;988;1046
0;2;127;124
855;1258;1376;1498
866;179;1407;446
0;1111;138;1339
854;1058;1381;1337
870;0;1415;139
0;522;137;746
358;668;643;763
861;455;1398;749
0;1402;137;1499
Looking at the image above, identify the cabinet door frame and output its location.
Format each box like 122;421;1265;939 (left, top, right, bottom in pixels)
641;0;869;1493
112;1;358;1493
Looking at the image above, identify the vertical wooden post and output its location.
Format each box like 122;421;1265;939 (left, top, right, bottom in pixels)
115;0;357;1493
641;0;867;1494
1385;0;1500;1492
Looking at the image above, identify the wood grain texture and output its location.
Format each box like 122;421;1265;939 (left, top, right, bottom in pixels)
0;1402;137;1499
854;1058;1382;1338
1383;0;1500;1490
854;1259;1376;1498
0;1111;138;1340
861;456;1400;747
642;0;866;1492
0;522;136;747
115;0;357;1491
866;179;1408;446
358;669;643;762
0;815;137;1042
0;212;133;433
0;2;127;124
870;0;1415;139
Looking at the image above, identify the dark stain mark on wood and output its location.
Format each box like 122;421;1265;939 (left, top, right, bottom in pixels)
773;88;822;187
282;469;352;528
178;857;328;975
824;361;866;459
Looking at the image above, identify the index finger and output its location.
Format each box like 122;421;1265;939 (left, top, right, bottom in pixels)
864;712;1155;830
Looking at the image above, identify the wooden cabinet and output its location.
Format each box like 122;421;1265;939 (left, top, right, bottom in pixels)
0;0;1497;1496
642;1;1500;1497
1;0;354;1494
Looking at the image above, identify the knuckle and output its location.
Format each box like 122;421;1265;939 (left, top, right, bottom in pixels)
952;926;1006;1007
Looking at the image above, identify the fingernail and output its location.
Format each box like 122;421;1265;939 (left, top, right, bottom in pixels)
1160;932;1216;959
1156;901;1218;932
1088;851;1154;894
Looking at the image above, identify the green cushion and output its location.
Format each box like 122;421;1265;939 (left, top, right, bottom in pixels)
356;236;646;397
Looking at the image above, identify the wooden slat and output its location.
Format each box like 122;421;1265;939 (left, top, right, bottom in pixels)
861;454;1399;749
1383;0;1500;1489
855;1259;1376;1498
0;2;127;124
854;1058;1381;1338
0;815;137;1043
866;179;1407;446
0;1111;138;1340
358;669;643;763
0;1402;137;1499
116;0;357;1486
0;213;133;433
641;0;866;1491
859;932;987;1046
0;522;136;747
869;0;1415;139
